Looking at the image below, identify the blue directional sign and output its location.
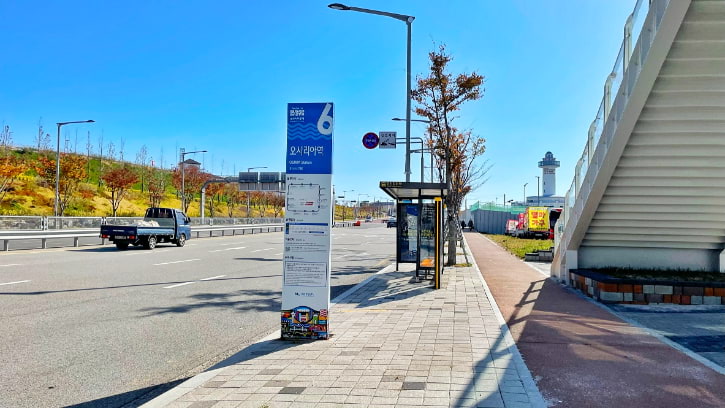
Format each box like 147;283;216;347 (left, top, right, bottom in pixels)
362;132;379;149
286;103;334;175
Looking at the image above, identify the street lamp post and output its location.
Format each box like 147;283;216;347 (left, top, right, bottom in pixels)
246;166;268;217
523;182;528;206
535;176;541;206
341;189;354;221
55;120;94;217
356;193;369;219
180;148;207;213
329;3;415;182
393;117;432;182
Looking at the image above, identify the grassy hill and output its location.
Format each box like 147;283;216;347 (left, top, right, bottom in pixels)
1;147;244;217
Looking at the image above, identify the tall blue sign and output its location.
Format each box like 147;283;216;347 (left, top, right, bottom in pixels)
281;103;334;340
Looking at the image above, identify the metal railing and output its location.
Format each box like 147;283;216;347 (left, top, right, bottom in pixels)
556;0;669;256
0;220;357;251
0;216;284;231
0;224;282;251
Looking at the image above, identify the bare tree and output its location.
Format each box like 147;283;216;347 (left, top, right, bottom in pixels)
86;131;93;181
119;137;125;162
35;118;44;151
135;145;149;192
0;123;12;151
97;131;104;187
107;141;115;164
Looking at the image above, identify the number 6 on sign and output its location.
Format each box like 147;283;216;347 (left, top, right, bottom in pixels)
317;103;333;135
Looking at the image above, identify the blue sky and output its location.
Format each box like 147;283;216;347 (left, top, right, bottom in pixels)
0;0;635;207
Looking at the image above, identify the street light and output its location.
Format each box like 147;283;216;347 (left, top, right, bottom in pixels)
356;193;369;219
55;120;94;217
535;176;541;206
180;148;207;212
247;166;268;217
392;117;433;182
523;182;528;206
329;3;415;182
341;189;354;221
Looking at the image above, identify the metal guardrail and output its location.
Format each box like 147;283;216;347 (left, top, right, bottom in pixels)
0;221;358;251
0;224;282;251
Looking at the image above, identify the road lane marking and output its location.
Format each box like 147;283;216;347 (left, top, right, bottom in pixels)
153;259;201;266
209;247;246;253
0;264;22;267
199;275;226;281
163;282;195;289
274;253;283;256
0;280;30;286
251;248;273;253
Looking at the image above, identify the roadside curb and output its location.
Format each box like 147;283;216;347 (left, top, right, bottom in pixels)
462;234;549;408
140;262;396;407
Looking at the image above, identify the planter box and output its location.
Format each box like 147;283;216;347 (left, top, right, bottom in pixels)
570;269;725;305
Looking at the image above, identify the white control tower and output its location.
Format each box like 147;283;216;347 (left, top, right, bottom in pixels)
538;151;560;197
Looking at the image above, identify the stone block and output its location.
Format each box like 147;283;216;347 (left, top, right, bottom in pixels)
714;288;725;297
598;282;617;292
672;295;681;304
704;287;714;296
634;285;643;294
703;296;722;305
663;295;672;303
588;286;594;296
643;285;655;294
673;286;683;295
623;292;633;302
681;295;691;305
618;284;633;292
646;294;663;303
683;286;704;296
655;285;673;295
599;291;624;302
634;293;646;302
691;296;703;305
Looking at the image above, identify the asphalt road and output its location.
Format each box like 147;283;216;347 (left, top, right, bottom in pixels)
0;222;394;408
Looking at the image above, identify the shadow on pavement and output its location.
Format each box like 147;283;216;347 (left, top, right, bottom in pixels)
0;275;281;296
138;289;282;315
233;257;280;262
64;378;187;408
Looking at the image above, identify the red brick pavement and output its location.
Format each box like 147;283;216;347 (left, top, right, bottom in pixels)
465;232;725;408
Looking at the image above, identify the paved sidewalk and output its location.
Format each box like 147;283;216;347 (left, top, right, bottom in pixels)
465;232;725;408
144;262;546;408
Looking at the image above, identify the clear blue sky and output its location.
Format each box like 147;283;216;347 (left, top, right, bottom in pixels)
0;0;634;207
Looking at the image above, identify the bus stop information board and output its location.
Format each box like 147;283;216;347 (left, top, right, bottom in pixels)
282;102;333;340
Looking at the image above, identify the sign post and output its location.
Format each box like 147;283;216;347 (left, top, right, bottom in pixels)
282;102;334;340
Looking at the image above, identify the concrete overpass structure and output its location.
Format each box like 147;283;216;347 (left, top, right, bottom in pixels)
553;0;725;279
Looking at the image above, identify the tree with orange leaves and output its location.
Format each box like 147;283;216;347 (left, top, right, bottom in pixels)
412;44;489;265
147;168;168;208
171;165;211;214
269;192;285;218
0;156;28;205
37;154;88;216
101;166;139;216
205;182;225;218
222;184;244;218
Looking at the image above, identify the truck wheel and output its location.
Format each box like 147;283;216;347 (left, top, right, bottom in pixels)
176;234;186;247
116;242;129;250
145;236;157;250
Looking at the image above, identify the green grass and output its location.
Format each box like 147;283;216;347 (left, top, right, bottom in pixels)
485;234;553;259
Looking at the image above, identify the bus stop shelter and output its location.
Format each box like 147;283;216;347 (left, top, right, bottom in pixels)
379;181;448;289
